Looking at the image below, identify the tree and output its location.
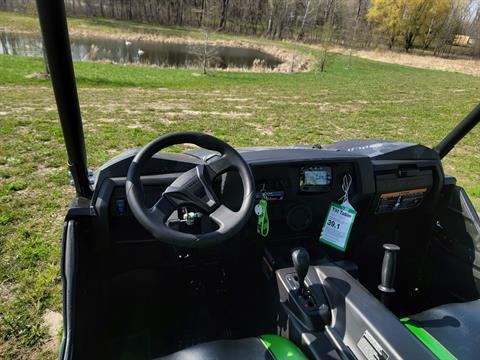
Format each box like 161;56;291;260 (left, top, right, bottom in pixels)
402;0;437;51
192;31;218;74
316;6;335;72
368;0;458;52
420;0;452;50
347;0;365;68
368;0;406;49
5;0;478;58
471;6;480;57
217;0;230;31
297;0;313;40
433;0;470;57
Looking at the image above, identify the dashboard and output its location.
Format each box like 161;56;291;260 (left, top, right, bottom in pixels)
90;141;443;246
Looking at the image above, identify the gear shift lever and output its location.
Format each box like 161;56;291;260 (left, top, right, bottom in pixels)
292;247;310;294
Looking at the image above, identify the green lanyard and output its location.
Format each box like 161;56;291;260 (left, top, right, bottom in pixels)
256;199;269;237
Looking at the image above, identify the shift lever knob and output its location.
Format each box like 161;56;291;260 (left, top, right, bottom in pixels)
292;247;310;293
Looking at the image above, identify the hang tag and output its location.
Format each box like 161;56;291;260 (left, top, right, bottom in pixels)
256;199;269;237
342;199;354;210
320;202;357;251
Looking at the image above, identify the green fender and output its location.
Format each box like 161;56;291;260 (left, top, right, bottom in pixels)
260;335;308;360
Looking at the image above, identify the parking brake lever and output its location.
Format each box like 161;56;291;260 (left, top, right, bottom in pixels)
378;243;400;308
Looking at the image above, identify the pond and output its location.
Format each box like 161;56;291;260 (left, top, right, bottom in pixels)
0;32;282;69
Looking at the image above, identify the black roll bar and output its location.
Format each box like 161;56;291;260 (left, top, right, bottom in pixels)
435;104;480;159
35;0;92;198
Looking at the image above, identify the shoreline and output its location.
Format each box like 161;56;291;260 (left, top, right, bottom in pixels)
1;25;313;72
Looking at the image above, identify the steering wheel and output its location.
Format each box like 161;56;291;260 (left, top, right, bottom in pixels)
126;132;255;248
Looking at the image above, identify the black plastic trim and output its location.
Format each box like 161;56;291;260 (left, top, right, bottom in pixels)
60;220;78;360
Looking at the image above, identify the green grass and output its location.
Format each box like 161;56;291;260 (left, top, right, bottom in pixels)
1;12;480;360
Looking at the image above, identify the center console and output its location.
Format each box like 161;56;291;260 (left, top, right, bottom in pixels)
277;248;331;332
274;248;437;360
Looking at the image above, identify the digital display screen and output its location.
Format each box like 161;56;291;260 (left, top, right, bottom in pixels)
304;170;330;186
300;166;332;191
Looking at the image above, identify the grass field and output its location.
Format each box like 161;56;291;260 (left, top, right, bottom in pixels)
1;12;480;360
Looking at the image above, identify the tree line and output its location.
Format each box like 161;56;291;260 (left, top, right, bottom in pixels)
2;0;480;57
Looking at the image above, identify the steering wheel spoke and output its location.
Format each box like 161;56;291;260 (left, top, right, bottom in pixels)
162;165;219;213
206;154;233;177
209;204;236;230
149;196;176;222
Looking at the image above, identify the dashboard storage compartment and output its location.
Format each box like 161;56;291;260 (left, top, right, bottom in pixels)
374;168;433;214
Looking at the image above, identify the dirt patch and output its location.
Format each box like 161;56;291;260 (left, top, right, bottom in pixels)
96;117;116;123
246;122;274;136
126;121;161;130
164;109;252;118
41;310;62;353
0;106;38;114
0;283;13;302
222;97;251;102
25;73;50;80
34;166;60;176
318;102;361;113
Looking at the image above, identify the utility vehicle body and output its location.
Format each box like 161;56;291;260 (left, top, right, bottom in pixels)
36;1;480;359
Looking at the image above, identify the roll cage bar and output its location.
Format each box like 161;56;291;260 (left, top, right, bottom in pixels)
36;0;91;198
434;104;480;159
35;0;479;199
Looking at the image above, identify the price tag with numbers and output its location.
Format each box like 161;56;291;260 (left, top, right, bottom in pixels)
320;202;357;251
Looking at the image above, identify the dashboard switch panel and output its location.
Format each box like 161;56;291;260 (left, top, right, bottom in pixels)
114;198;128;216
255;191;285;200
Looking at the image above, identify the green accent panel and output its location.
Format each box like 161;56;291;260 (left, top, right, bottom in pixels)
401;318;457;360
259;335;308;360
257;199;269;237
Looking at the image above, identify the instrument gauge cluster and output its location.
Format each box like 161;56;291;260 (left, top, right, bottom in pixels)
299;165;332;192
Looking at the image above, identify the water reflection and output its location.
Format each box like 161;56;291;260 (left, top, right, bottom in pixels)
0;32;282;69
